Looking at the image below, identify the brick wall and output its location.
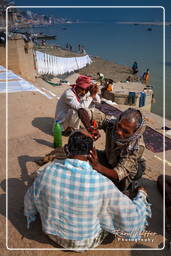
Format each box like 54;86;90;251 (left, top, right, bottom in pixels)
0;36;36;82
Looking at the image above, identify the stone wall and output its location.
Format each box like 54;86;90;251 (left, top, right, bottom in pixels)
0;36;36;82
102;90;153;112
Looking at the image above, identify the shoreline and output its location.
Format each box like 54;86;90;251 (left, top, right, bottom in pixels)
37;45;171;123
5;20;171;31
37;45;139;83
0;43;171;254
117;21;171;26
1;70;171;252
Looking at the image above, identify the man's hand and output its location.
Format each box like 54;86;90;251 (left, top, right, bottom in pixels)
79;128;93;139
89;147;98;162
89;84;99;98
90;128;101;141
88;147;101;170
137;186;148;195
88;148;119;181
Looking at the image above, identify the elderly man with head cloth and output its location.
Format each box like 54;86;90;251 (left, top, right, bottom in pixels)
89;108;146;194
54;75;103;136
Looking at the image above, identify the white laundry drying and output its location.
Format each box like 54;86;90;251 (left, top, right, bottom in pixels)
35;51;92;75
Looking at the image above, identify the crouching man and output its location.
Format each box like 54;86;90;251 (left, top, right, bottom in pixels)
54;75;103;136
89;108;146;194
24;130;151;251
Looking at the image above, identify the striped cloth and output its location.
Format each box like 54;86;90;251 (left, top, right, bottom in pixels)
24;159;151;249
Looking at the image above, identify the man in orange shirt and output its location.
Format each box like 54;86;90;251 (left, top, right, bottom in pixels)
143;69;150;84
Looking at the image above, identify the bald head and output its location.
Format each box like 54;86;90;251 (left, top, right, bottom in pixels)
115;108;143;139
119;108;143;131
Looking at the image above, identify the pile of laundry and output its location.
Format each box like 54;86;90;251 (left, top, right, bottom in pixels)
35;51;92;75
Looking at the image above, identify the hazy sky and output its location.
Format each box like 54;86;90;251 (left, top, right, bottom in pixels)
12;0;171;22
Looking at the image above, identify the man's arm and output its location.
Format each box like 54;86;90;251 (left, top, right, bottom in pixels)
24;185;38;228
89;145;145;182
24;172;45;229
92;93;101;103
80;85;100;108
98;119;116;132
64;90;83;110
90;159;119;181
106;185;151;239
88;147;119;181
65;89;96;110
114;145;145;181
78;109;101;141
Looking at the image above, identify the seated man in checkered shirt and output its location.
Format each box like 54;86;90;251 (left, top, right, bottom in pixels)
24;130;151;251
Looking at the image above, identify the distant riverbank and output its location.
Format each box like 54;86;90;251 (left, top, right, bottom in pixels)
117;21;171;26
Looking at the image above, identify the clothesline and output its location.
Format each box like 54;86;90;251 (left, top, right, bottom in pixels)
35;51;92;75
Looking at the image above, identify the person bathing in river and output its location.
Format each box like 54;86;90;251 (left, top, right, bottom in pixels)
132;61;138;74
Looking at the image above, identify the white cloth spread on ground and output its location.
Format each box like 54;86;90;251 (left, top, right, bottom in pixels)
0;65;52;99
35;51;92;75
0;80;38;93
0;66;7;72
0;70;22;81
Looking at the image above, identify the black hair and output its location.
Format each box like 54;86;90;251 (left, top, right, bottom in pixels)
106;79;113;84
64;131;93;156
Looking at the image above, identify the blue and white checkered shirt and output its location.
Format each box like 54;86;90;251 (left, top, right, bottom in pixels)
24;159;151;243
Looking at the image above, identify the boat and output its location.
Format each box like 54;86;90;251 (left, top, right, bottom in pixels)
36;34;56;40
10;30;56;40
147;28;152;31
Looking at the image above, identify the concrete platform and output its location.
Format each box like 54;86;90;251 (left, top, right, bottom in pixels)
102;81;153;112
0;77;171;255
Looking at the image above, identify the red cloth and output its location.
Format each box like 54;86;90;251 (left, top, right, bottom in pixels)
74;75;92;89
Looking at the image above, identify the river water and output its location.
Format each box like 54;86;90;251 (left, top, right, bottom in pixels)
25;22;171;120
